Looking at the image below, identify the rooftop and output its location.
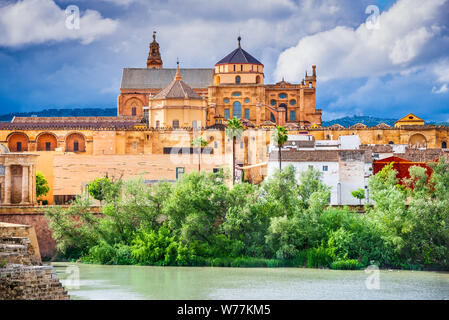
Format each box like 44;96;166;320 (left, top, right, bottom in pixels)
121;68;214;90
216;37;262;65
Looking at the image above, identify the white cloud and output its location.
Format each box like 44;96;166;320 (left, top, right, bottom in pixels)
275;0;448;82
98;0;136;6
0;0;118;47
432;84;448;94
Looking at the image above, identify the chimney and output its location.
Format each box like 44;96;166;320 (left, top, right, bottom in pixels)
312;65;316;77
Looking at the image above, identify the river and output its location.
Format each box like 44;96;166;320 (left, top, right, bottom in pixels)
52;262;449;300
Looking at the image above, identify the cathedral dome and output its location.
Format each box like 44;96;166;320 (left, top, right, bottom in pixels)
215;37;262;66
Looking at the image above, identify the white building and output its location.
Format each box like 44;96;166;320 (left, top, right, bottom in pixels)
267;149;373;205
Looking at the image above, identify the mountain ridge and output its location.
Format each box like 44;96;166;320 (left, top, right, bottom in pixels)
0;109;447;127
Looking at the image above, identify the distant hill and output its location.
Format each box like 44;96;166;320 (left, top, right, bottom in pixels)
322;116;396;127
322;115;449;127
0;109;447;127
0;108;116;122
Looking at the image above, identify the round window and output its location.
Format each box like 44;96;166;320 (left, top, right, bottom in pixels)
244;98;250;103
270;100;276;106
224;98;230;103
279;93;287;99
290;99;296;106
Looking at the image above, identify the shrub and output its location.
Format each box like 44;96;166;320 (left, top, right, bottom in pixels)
131;226;178;266
306;245;335;268
330;259;363;270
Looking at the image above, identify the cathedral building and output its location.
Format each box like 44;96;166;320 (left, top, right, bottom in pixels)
119;34;322;128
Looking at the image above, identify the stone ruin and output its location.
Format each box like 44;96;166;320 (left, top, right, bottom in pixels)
0;222;69;300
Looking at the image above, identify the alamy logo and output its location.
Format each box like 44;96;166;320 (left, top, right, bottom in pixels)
365;264;380;290
365;5;381;30
64;264;80;290
65;5;80;30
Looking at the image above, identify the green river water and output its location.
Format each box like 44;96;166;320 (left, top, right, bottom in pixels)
52;262;449;300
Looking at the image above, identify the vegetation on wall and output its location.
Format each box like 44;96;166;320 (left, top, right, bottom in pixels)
45;158;449;270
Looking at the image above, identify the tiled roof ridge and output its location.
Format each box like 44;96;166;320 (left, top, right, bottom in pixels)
152;77;203;100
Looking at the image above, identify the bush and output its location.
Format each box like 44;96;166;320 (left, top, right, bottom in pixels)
131;226;178;266
306;245;335;268
330;259;363;270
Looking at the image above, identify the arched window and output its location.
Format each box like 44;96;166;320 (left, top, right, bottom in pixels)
37;133;57;151
241;65;243;71
309;82;313;88
389;141;394;145
156;120;160;128
443;142;447;149
132;106;137;116
232;101;241;119
270;112;276;123
256;75;261;84
192;120;198;129
65;133;86;152
7;132;29;152
172;120;180;129
235;76;241;84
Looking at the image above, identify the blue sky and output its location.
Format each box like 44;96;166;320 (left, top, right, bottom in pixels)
0;0;448;121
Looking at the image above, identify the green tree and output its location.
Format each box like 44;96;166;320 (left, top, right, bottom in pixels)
45;196;99;259
191;136;209;172
164;171;229;246
225;117;243;185
272;126;288;171
351;188;366;205
36;172;49;199
87;175;114;203
297;167;330;210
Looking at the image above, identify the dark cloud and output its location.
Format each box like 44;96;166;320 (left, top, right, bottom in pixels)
0;0;447;122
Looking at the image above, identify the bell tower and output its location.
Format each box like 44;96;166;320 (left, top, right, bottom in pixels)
147;31;163;69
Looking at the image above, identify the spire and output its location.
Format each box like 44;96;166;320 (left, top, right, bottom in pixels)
175;59;182;80
238;36;241;48
147;30;163;69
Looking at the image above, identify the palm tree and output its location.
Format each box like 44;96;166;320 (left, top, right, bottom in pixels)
225;117;243;185
191;136;209;172
273;125;288;171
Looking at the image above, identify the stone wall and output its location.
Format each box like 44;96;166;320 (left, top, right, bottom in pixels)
0;222;69;300
0;208;56;259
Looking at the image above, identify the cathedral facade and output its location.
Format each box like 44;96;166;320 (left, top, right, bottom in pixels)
118;34;322;128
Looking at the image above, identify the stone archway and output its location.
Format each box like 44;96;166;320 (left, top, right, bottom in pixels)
65;132;86;152
7;133;29;152
36;132;58;151
408;133;427;149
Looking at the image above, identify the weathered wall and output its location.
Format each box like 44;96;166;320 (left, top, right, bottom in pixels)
0;222;69;300
0;207;56;259
52;154;230;196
